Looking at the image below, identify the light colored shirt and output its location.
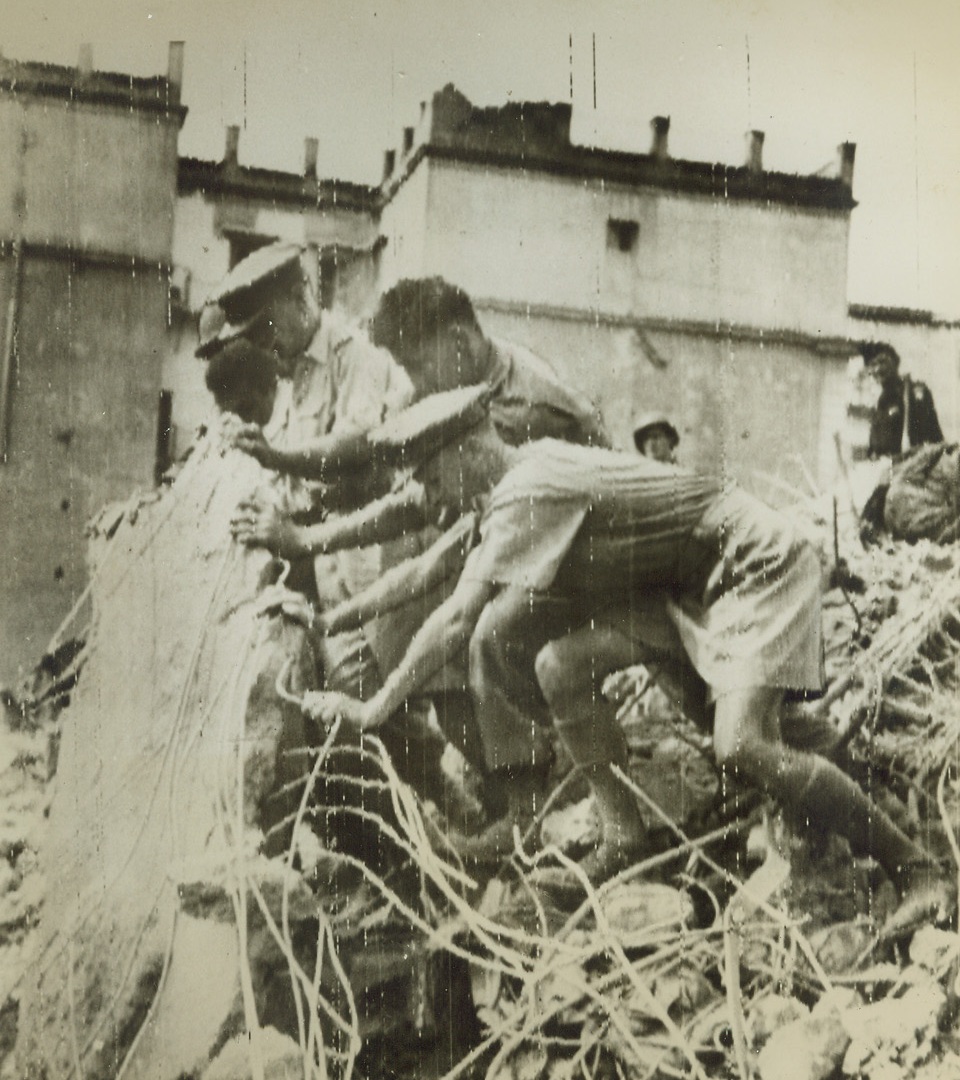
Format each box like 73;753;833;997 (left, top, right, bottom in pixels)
267;309;414;450
466;440;719;591
463;440;822;693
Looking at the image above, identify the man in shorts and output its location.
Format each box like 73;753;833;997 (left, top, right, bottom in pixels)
304;386;954;936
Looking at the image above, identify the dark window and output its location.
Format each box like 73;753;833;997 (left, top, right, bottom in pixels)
226;232;275;270
319;248;338;310
155;390;174;485
607;218;639;253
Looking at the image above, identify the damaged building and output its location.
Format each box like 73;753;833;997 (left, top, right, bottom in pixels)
0;45;186;686
167;81;864;481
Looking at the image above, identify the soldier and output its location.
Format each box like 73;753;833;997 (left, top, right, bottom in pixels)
231;275;609;553
370;276;609;448
632;412;679;464
864;343;943;458
197;245;475;823
206;243;414;488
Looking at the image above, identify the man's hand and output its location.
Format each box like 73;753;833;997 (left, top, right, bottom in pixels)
231;498;307;559
312;610;337;636
224;420;277;468
301;690;374;732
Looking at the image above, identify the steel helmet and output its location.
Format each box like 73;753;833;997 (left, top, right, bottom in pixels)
632;412;679;451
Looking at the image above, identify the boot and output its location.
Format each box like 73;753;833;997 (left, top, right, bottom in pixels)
777;750;955;937
548;714;647;887
450;763;549;867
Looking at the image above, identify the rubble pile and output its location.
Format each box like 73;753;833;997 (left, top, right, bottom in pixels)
7;430;327;1079
821;535;960;787
2;466;960;1080
0;642;77;1066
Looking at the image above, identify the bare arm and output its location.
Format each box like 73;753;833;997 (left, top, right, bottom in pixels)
320;512;478;635
230;422;373;481
232;483;428;558
296;484;429;555
304;571;495;730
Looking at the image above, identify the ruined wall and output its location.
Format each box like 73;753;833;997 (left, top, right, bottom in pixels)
377;161;431;288
0;98;178;259
0;81;180;687
0;256;167;684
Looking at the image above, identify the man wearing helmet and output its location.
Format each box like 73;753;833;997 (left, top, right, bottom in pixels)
633;412;679;465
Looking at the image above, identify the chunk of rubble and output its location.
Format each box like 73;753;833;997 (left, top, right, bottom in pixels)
598;881;694;940
756;989;857;1080
909;924;960;974
747;993;809;1048
202;1026;304;1080
540;796;599;854
809;919;875;974
840;976;946;1076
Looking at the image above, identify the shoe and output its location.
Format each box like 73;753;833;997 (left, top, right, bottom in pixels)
449;814;528;867
880;863;956;942
451;764;548;867
528;838;647;899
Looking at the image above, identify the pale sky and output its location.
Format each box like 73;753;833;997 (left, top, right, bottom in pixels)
3;0;959;317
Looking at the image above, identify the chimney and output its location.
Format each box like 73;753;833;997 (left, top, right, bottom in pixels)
167;41;184;104
402;126;415;154
839;141;856;189
304;137;319;179
224;125;240;167
77;43;93;76
746;130;765;172
650;116;670;160
382;149;396;182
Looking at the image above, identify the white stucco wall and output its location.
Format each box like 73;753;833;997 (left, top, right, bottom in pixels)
171;193;229;311
378;163;431;286
478;304;849;499
0;98;179;259
411;158;850;335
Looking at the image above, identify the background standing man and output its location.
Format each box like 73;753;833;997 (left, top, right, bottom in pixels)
864;342;943;458
632;412;680;464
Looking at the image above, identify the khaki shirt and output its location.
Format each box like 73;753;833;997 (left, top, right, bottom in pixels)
267;309;414;450
489;338;610;449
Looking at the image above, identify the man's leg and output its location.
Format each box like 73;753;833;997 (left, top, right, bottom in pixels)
319;620;459;824
535;625;649;880
714;686;954;935
535;594;725;881
468;587;575;773
461;587;579;858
